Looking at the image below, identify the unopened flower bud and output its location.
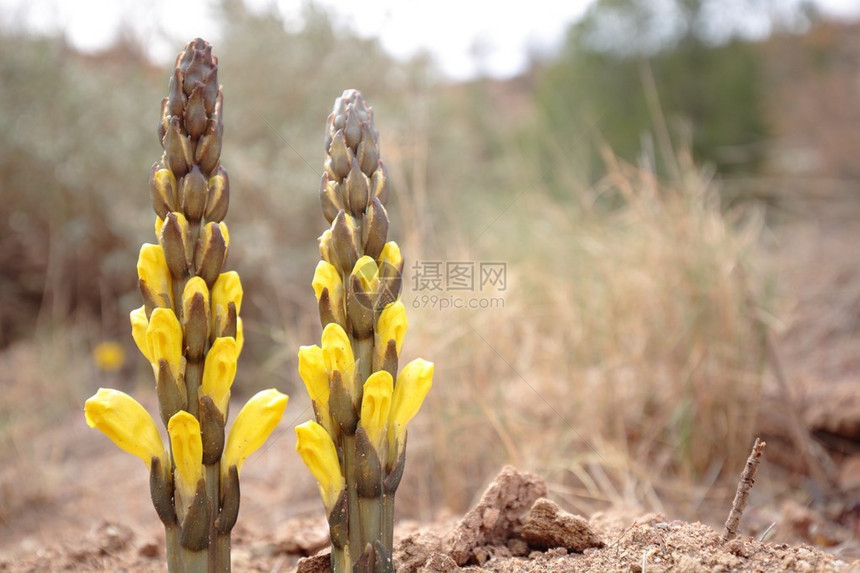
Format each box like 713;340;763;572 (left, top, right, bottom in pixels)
160;212;191;280
345;157;370;216
182;276;210;361
205;166;229;223
150;165;177;218
180;165;208;222
362;198;389;260
195;221;227;286
163;116;192;178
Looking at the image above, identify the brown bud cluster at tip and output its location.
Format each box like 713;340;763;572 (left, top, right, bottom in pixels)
322;90;389;222
152;38;231;286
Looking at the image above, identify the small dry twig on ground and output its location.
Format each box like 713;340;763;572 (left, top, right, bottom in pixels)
721;437;766;542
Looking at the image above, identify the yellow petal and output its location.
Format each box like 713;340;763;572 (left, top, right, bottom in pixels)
321;323;355;382
130;305;151;362
378;241;402;271
318;229;334;264
84;388;166;467
211;270;243;315
351;255;379;293
223;389;288;476
137;243;173;308
182;276;210;315
298;345;329;404
211;271;243;338
375;301;408;366
145;307;184;381
359;370;393;452
295;420;344;512
389;359;433;454
154;216;165;240
201;336;238;414
236;316;244;356
312;260;343;303
167;411;203;504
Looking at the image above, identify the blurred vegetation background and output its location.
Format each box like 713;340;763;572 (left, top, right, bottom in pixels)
2;0;858;529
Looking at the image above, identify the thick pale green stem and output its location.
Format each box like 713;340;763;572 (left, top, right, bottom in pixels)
213;534;231;573
184;359;203;418
165;524;181;572
357;494;381;557
342;434;361;557
206;463;228;572
382;494;394;554
178;547;208;573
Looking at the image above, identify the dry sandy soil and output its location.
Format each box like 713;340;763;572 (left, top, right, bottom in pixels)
1;191;859;572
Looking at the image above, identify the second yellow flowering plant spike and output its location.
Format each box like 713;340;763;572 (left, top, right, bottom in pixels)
83;39;287;572
295;90;434;573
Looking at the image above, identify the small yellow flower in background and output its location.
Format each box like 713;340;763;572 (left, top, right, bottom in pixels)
85;388;166;467
321;322;354;380
295;420;344;512
388;358;434;455
168;411;204;504
360;370;393;453
137;243;173;308
93;341;126;372
223;389;289;477
146;307;184;381
200;336;238;414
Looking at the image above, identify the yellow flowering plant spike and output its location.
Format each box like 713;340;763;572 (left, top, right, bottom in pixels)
294;90;433;572
83;39;287;572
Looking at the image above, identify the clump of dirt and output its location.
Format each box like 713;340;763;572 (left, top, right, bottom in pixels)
2;466;857;571
292;466;856;572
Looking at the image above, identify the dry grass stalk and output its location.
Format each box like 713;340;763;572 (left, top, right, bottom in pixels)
721;437;766;542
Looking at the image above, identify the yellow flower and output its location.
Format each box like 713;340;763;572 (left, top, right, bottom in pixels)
200;336;238;414
211;270;243;338
154;216;165;239
145;307;184;382
375;301;408;367
298;345;332;430
295;420;344;512
351;255;379;294
298;345;329;404
93;341;125;372
312;260;343;302
84;388;166;467
388;359;433;456
167;411;203;504
137;243;173;308
130;305;150;361
377;241;402;271
223;389;288;476
321;322;355;383
359;370;393;453
318;228;334;265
